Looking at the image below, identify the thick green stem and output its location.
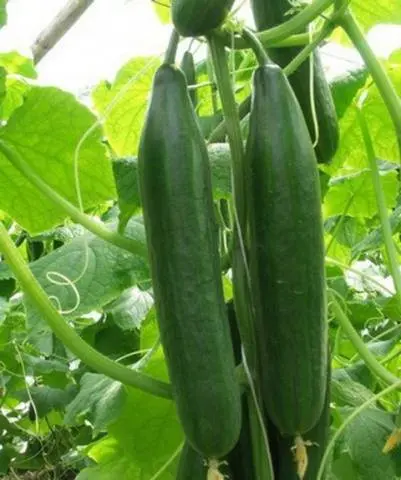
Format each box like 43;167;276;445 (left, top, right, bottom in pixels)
340;10;401;159
0;140;147;259
164;29;180;65
357;107;401;304
0;222;171;398
329;293;400;387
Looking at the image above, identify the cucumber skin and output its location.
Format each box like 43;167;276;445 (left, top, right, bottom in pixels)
250;0;339;164
268;358;332;479
138;64;241;459
246;64;328;436
172;0;234;37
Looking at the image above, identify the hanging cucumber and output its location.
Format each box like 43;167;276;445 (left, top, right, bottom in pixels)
138;64;241;459
250;0;339;164
172;0;235;37
180;50;198;107
245;62;328;437
268;356;332;479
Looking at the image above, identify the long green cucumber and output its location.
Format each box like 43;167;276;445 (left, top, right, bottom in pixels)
268;357;332;479
246;63;328;436
250;0;339;164
138;64;241;459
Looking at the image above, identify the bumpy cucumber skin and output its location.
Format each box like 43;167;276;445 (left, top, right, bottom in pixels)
138;64;241;459
250;0;339;164
268;358;332;479
172;0;234;37
246;64;328;436
180;51;197;107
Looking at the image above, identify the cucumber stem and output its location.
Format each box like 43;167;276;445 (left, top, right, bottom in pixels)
340;10;401;160
357;106;401;304
0;140;147;259
329;293;400;387
0;222;172;399
164;29;180;65
241;28;270;66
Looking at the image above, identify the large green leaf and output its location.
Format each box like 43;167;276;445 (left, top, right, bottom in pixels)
0;87;116;233
92;57;160;157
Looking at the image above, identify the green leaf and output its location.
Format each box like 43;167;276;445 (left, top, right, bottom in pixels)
16;384;77;418
112;157;141;227
152;0;171;24
332;217;368;249
331;369;375;407
24;217;149;354
343;407;400;480
323;170;398;219
76;349;182;479
351;1;401;31
104;286;153;331
65;373;126;432
347;299;384;328
0;76;30;122
331;67;368;120
0;51;37;78
0;86;116;233
92;57;160;157
352;205;401;256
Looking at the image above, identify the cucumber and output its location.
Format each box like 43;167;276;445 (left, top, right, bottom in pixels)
138;64;241;459
250;0;339;164
245;63;328;436
172;0;234;37
268;357;332;479
180;51;198;107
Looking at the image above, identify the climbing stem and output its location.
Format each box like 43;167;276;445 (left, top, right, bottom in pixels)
0;222;172;399
0;140;148;259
